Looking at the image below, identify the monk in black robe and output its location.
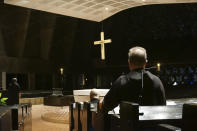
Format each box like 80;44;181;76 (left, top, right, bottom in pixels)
7;78;20;105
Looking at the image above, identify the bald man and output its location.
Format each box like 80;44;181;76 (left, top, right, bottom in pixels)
101;46;166;113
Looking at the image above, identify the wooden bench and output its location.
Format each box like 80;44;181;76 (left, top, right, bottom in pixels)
0;108;12;131
120;101;182;131
158;103;197;131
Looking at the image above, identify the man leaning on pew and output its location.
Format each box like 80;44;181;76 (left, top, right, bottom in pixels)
98;46;166;113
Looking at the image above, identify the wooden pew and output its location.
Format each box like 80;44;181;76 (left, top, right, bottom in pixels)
83;102;110;131
71;101;105;131
82;102;116;131
72;101;197;131
157;124;181;131
70;102;89;131
70;103;74;131
80;102;91;131
71;102;82;131
0;105;23;130
0;108;12;131
120;102;139;131
120;101;182;131
9;105;24;130
182;103;197;131
90;102;105;131
75;101;182;131
0;104;32;131
158;103;197;131
22;103;32;131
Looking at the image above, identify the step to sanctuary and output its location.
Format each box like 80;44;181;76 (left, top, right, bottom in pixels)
20;97;44;105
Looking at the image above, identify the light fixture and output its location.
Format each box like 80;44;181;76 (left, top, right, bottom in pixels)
60;68;64;75
157;63;161;71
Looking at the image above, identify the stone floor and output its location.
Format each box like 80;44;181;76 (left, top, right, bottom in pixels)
32;104;70;131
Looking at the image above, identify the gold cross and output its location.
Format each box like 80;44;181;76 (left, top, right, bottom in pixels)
94;32;112;60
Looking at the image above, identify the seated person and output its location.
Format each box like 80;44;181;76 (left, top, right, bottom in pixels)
99;46;166;113
90;89;104;131
90;89;100;103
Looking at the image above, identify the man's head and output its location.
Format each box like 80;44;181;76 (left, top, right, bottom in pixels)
90;89;99;101
128;46;147;70
11;78;17;82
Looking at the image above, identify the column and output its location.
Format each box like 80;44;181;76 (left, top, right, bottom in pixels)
28;73;35;90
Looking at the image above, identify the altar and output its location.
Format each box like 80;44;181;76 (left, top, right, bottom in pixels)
73;89;109;102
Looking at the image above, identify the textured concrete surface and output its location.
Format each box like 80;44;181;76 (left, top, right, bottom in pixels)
32;104;69;131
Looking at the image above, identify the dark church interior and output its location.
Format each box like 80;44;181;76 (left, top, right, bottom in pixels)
0;0;197;130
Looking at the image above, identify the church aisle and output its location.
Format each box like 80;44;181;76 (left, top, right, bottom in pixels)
32;104;70;131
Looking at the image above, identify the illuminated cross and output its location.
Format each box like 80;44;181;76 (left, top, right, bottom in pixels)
94;32;112;60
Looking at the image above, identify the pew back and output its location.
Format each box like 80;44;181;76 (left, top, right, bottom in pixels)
120;101;139;131
120;101;182;131
70;103;74;131
182;103;197;131
80;102;91;131
157;103;197;131
0;108;12;131
72;102;82;131
71;102;105;131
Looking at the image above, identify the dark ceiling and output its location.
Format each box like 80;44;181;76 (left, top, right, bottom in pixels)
0;3;197;73
102;3;197;66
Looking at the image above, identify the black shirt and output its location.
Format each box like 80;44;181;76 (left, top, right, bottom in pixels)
102;69;166;112
7;82;20;105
